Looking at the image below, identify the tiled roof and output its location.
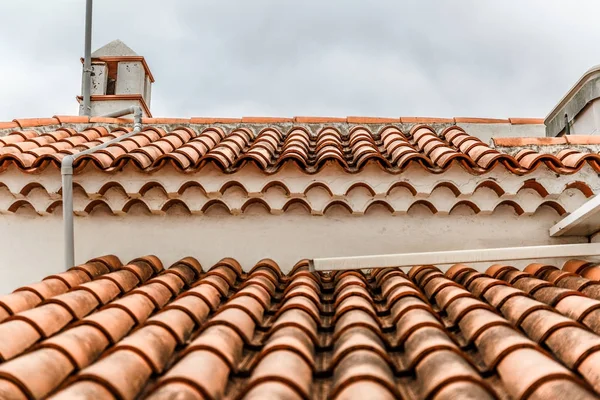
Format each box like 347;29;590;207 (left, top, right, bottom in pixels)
3;116;597;176
0;116;544;131
2;256;600;398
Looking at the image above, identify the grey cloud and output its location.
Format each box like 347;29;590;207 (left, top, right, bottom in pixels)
1;0;600;120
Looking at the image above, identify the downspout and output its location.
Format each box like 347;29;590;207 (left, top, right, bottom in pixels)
82;0;93;116
61;106;143;269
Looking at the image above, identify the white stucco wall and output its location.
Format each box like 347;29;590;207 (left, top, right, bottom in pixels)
0;204;585;295
84;99;150;118
116;61;146;96
0;150;596;294
89;63;108;95
571;100;600;136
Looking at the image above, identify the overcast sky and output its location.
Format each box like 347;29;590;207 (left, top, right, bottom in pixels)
1;1;599;121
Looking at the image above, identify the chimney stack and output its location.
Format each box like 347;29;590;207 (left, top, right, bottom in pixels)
78;39;154;117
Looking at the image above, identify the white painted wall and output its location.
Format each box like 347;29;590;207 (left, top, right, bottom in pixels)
0;156;597;294
0;204;585;294
116;61;145;96
86;99;150;118
571;100;600;136
89;63;108;95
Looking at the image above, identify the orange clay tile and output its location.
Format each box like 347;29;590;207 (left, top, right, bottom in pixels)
241;117;294;123
141;118;191;125
52;116;90;124
0;119;595;175
12;118;60;128
400;117;454;124
509;117;544;125
294;116;346;123
0;255;600;398
493;136;567;146
347;116;401;124
189;117;242;124
565;136;600;145
0;121;20;130
454;117;510;124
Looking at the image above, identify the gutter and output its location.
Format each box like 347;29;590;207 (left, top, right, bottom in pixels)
61;105;143;269
310;242;600;272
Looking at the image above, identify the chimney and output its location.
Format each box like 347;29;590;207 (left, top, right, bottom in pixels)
545;65;600;137
78;39;154;117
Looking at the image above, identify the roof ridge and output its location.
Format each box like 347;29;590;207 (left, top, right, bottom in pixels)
0;115;544;130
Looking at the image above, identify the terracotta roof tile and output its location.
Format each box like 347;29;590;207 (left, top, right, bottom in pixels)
0;121;594;176
400;117;455;124
294;116;347;123
509;117;545;125
566;136;600;145
12;118;60;129
52;116;90;124
347;116;401;124
1;256;600;398
0;115;548;131
141;117;191;125
189;117;242;124
241;116;294;123
455;117;510;124
0;121;20;130
493;136;567;146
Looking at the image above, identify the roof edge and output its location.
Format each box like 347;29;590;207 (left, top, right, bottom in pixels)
0;116;543;131
493;135;600;147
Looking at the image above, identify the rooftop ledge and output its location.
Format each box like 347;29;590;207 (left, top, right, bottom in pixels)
0;115;544;131
493;135;600;147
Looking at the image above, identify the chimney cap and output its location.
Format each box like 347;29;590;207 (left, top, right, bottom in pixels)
91;39;138;57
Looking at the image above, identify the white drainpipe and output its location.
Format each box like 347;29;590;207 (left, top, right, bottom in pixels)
61;106;143;269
